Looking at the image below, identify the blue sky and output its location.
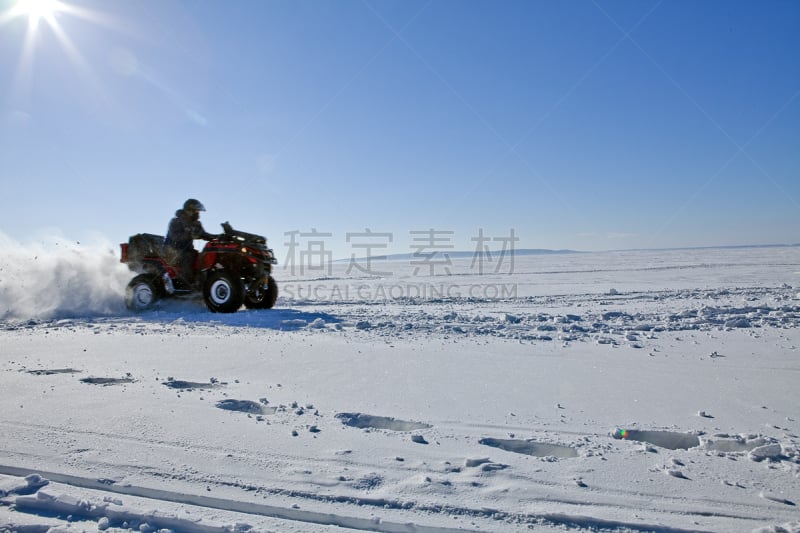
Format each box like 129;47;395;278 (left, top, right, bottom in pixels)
0;0;798;259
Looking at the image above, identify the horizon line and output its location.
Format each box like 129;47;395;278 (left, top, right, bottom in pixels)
335;242;800;263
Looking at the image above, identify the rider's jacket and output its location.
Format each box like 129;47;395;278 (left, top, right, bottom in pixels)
164;209;214;252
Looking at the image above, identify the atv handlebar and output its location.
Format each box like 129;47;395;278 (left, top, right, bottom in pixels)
218;221;267;245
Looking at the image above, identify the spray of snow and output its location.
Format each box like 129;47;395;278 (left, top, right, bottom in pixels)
0;230;130;321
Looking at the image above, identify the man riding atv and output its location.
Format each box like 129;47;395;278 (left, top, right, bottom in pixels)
121;201;278;313
164;198;218;287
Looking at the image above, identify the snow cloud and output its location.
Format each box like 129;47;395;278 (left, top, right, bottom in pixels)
0;230;130;321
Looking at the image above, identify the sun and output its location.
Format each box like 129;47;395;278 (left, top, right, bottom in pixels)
11;0;62;27
1;0;121;111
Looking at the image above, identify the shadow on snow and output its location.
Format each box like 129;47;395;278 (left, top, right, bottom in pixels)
138;300;343;331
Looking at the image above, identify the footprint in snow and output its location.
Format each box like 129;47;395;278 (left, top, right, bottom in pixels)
612;428;700;450
26;368;81;376
479;437;578;458
336;412;431;431
80;376;135;386
351;473;384;490
216;399;276;415
163;379;222;391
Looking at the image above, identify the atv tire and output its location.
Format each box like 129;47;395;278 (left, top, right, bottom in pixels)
204;271;244;313
244;275;278;310
125;273;162;311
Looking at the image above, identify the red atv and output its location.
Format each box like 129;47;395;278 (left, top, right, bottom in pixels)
120;222;278;313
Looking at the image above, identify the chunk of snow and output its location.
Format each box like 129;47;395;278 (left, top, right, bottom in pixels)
749;443;783;462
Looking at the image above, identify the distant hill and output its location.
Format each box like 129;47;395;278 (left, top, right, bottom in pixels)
610;243;800;253
340;248;581;262
338;243;798;262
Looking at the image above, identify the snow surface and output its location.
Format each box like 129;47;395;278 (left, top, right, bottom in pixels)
1;239;799;532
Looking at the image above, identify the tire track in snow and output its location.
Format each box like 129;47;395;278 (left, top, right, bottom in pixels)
1;420;786;531
0;464;470;533
0;465;723;533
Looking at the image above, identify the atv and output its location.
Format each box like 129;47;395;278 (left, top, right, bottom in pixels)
120;222;278;313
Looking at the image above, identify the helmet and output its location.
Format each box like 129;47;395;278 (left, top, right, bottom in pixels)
183;198;206;212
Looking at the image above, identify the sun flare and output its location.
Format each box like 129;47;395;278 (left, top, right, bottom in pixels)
2;0;117;107
12;0;61;26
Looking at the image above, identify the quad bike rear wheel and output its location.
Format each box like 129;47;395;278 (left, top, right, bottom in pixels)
244;275;278;310
125;273;162;311
204;271;244;313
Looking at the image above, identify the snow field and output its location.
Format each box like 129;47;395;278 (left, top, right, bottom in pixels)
1;246;799;532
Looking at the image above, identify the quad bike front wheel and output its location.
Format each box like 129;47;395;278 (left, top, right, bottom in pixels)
125;274;162;311
244;275;278;310
204;271;244;313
